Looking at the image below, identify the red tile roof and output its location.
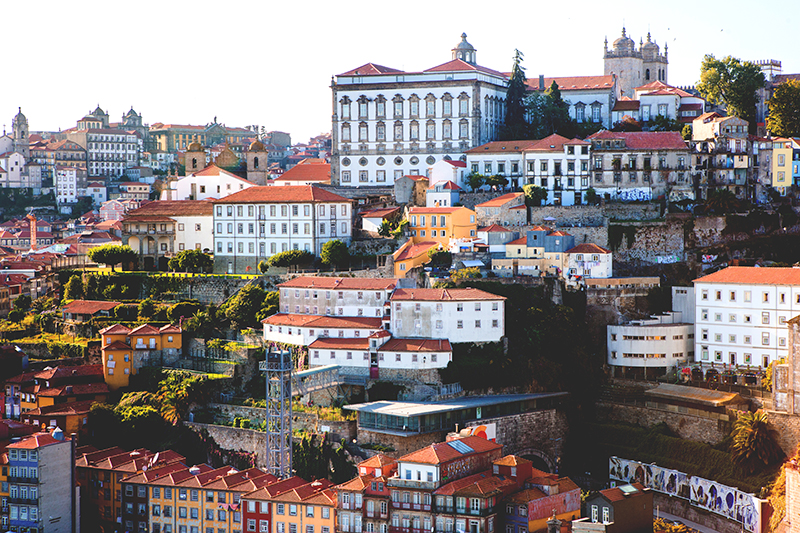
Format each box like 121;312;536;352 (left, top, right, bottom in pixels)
408;207;465;214
263;314;382;329
278;276;398;290
37;382;109;397
494;455;532;467
613;100;641;111
190;164;251;183
213;185;349;204
273;159;330;183
243;476;310;500
694;266;800;286
378;338;452;352
526;133;590;151
392;288;504;301
444;160;467;168
601;482;646;502
8;432;65;449
393;241;438;262
34;364;103;380
339;63;405;76
24;399;97;416
424;59;506;78
62;299;121;315
308;338;370;351
525;75;615;92
587;130;688;150
129;324;160;335
479;224;511;233
465;141;536;154
99;324;132;335
361;207;401;219
566;243;611;254
104;340;132;351
359;454;396;469
126;200;214;217
399;436;502;465
475;193;524;208
507;237;528;245
548;230;571;237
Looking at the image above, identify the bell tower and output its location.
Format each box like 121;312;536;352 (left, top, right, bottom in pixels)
12;108;29;160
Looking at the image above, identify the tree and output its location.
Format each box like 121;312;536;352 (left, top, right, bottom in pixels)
648;114;683;132
697;55;765;133
8;308;24;323
88;244;138;272
167;301;203;323
13;295;31;311
70;196;94;217
267;250;314;268
703;189;741;214
224;284;267;328
62;274;84;301
255;291;279;323
427;248;452;268
320;240;350;269
138;298;157;320
681;124;693;140
768;79;800;137
584;187;599;205
378;219;396;238
484;174;509;190
523;184;547;206
466;173;485;192
730;410;784;473
501;49;529;140
84;275;100;300
257;260;269;273
168;249;213;273
527;82;572;138
612;115;642;132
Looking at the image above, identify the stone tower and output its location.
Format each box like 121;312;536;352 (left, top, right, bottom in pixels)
246;139;269;185
603;27;669;97
185;142;206;174
11;107;30;160
452;33;476;65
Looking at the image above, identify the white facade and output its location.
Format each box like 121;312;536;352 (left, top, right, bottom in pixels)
262;314;383;345
308;339;451;370
694;267;800;369
174;213;214;252
86;183;108;206
278;277;396;318
608;312;694;371
0;152;26;187
566;247;612;279
428;159;467;188
390;289;505;343
331;35;508;187
55;166;78;204
165;165;255;201
86;129;139;178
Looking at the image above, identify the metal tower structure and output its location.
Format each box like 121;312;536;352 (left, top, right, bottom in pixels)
266;348;292;479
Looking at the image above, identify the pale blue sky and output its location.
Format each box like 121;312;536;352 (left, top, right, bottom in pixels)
4;0;799;143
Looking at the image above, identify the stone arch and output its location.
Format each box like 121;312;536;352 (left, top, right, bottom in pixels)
515;448;557;473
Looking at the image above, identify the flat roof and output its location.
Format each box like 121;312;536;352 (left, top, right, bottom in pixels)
644;383;745;407
344;393;568;418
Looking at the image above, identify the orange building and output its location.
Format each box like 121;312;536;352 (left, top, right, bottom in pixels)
407;207;477;246
99;323;183;390
269;480;336;533
392;241;440;274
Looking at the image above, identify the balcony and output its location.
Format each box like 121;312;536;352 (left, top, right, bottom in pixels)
8;497;37;505
390;502;431;512
8;476;38;484
388;478;437;491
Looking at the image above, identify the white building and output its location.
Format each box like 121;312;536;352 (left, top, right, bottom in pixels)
608;312;694;378
162;163;255;201
331;33;508;187
308;335;452;371
55;165;78;205
85;182;107;206
85;128;140;178
428;159;467;188
694;266;800;369
565;243;612;279
277;276;399;318
0;151;26;187
390;288;505;343
262;314;383;345
212;187;352;274
526;75;618;129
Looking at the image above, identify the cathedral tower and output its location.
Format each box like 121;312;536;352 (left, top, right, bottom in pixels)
603;27;669;97
11;108;29;160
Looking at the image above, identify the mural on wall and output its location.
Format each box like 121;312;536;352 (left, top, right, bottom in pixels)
609;457;763;533
464;423;497;442
609;188;653;202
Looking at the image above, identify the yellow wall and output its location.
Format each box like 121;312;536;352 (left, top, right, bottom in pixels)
773;140;793;188
408;207;477;245
393;242;437;273
529;510;580;533
504;244;543;259
272;502;335;533
103;347;133;390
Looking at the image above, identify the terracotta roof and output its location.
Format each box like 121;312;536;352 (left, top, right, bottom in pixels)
335;474;372;492
104;340;132;350
475;193;524;208
479;224;511;233
37;382;109;397
408;207;465;214
24;399;97;416
507;237;528;245
588;130;688;150
566;243;611;254
694;266;800;286
525;75;615;92
392;288;504;301
129;324;160;335
601;482;646;502
62;299;121;315
429;180;462;191
160;324;182;334
527;133;590;151
34;364;103;380
359;454;396;469
361;207;401;219
273;159;330;183
378;338;452;352
613;100;641;111
8;432;65;449
465;141;537;154
263;314;382;329
339;63;405;76
270;479;334;502
308;338;370;351
399;436;502;465
444;160;467;168
504;487;547;503
278;276;397;290
213;185;349;204
393;241;439;262
548;230;571;237
494;455;532;467
243;476;310;500
100;324;132;335
435;470;518;497
126;200;214;217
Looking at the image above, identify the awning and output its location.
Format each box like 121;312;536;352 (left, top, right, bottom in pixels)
462;260;484;268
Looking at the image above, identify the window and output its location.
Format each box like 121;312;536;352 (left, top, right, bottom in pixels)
763;312;770;325
763;332;770;346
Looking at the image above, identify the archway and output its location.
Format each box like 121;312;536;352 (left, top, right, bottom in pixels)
516;448;557;473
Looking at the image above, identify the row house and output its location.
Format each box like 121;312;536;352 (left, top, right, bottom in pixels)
212;186;352;274
335;455;397;533
118;182;152;201
307;336;452;376
162;163;255;202
241;477;310;533
121;200;215;269
265;480;336;533
331;34;508;187
587;130;691;202
609;81;705;126
406;207;477;245
691;113;753;200
3;365;108;419
771;137;800;194
100;323;183;390
277;278;399;319
502;463;581;533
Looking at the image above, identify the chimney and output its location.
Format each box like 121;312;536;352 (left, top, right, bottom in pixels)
539;75;545;91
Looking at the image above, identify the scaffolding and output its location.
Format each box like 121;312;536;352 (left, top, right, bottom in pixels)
265;348;292;479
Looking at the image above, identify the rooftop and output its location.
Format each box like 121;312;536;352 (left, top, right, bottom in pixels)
694;266;800;286
345;392;568;418
644;383;745;408
391;288;504;301
278;276;398;290
213;185;349;204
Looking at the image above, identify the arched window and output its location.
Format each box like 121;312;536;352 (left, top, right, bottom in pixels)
254;156;259;169
192;158;197;169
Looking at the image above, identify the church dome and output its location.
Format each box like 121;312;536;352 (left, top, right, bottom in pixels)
125;107;139;117
187;141;203;152
612;27;635;53
93;105;106;116
248;139;266;152
453;33;475;52
642;33;659;59
13;107;26;124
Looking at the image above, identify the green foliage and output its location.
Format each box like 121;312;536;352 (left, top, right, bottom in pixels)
168;249;213;273
523;184;547;207
484;174;509;189
703;189;742;215
526;82;574;138
266;249;314;268
88;244;138;271
257;260;269;274
138;298;157;320
167;301;203;323
292;434;356;485
697;55;765;133
450;267;481;282
378;219;398;238
607;225;637;250
255;291;279;323
114;304;139;321
183;304;220;340
681;124;693;140
584;187;599;205
8;308;25;323
465;172;485;192
71;196;94;217
731;410;784;473
648;114;683;132
768;79;800;137
500;49;529;140
390;219;408;239
367;381;406;401
320;239;350;268
13;295;31;311
426;248;451;267
63;274;85;301
84;275;100;300
223;284;268;328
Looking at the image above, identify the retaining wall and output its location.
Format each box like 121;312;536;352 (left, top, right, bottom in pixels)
595;402;730;444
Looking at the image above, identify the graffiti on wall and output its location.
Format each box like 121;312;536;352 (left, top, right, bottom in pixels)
609;457;763;533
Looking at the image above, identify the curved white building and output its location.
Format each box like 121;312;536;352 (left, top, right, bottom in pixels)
607;312;694;379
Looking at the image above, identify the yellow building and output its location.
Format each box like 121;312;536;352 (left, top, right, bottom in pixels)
407;206;477;245
392;241;440;274
270;480;336;533
100;323;183;390
772;137;800;192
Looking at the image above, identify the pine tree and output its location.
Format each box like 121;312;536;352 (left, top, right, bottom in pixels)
501;49;529;140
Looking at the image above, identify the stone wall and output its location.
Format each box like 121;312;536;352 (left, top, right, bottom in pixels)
350;238;399;256
159;275;258;304
611;218;687;264
652;493;757;533
185;422;268;468
595;402;730;444
355;428;448;457
766;411;800;456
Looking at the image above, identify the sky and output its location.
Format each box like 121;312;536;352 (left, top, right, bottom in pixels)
4;0;800;144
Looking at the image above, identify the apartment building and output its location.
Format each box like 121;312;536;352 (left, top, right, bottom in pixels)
241;477;310;533
262;315;383;346
276;277;398;318
268;480;336;533
212;186;352;274
607;312;694;379
693;266;800;368
100;323;183;390
335;455;397;533
406;207;477;246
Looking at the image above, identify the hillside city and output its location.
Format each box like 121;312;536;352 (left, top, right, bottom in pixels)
3;28;800;533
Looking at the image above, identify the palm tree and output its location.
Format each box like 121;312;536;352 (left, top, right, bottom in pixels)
731;410;784;472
